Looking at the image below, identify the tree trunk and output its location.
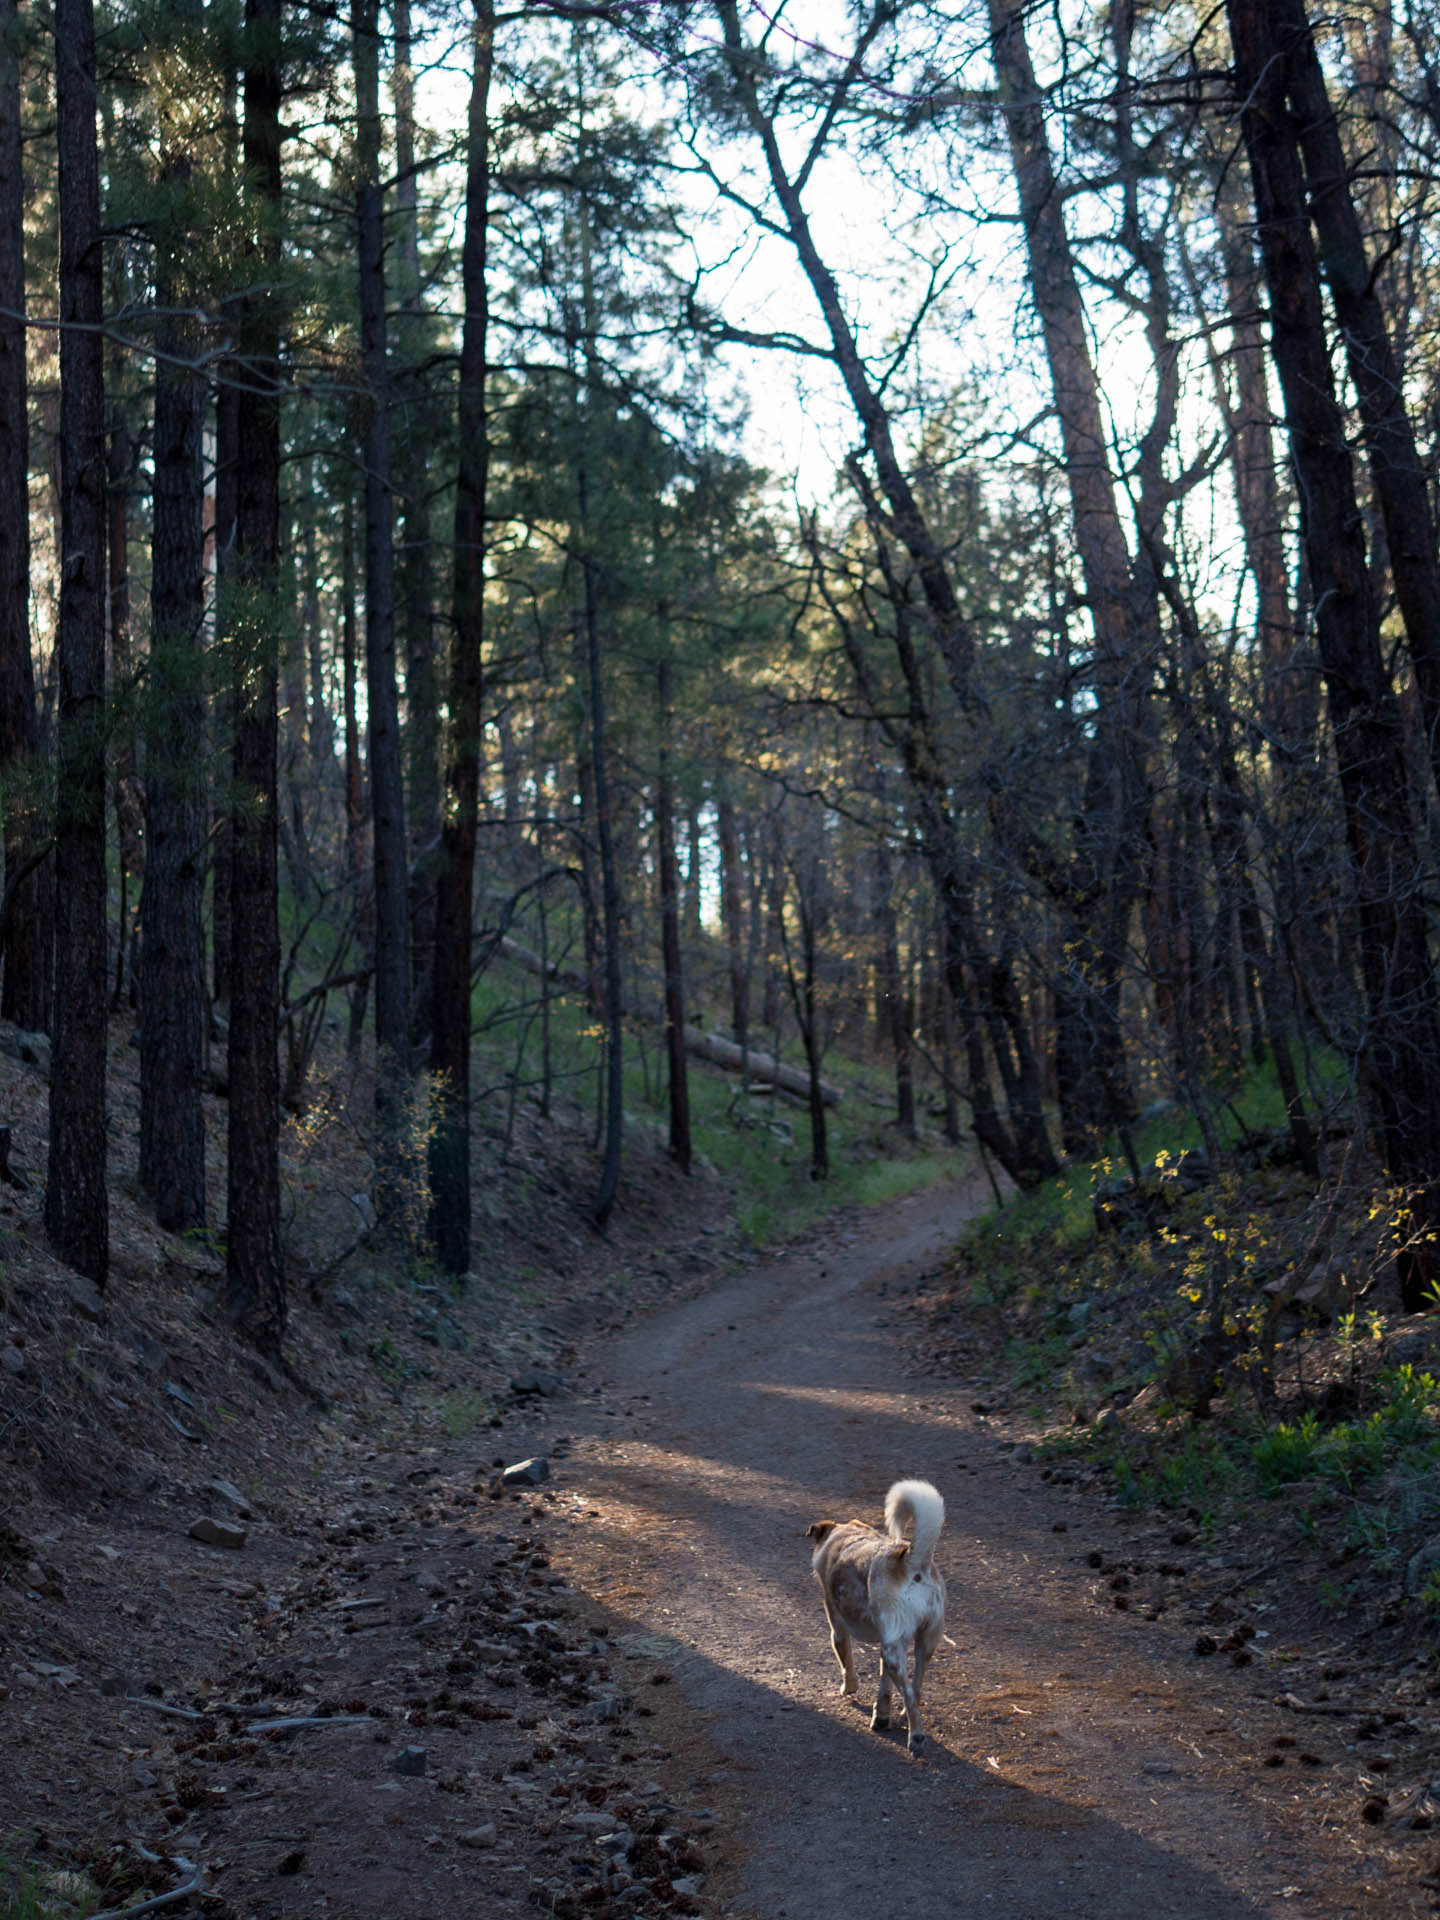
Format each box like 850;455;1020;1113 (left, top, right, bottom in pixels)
988;0;1151;1147
656;656;691;1172
342;492;370;1055
0;0;48;1033
106;421;143;1007
140;107;209;1234
1276;0;1440;797
873;836;915;1136
46;0;108;1284
582;543;624;1227
1229;0;1440;1307
390;0;440;1028
354;0;411;1168
224;0;285;1353
211;371;239;1008
427;0;492;1276
717;786;749;1056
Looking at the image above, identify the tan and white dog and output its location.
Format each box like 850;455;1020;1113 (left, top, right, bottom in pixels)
805;1479;945;1752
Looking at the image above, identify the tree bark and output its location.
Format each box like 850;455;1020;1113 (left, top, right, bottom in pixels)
342;491;370;1055
107;419;142;1006
427;0;492;1275
1229;0;1440;1308
987;0;1151;1148
211;372;239;1008
354;0;411;1166
224;0;285;1352
140;76;209;1235
390;0;440;1027
717;785;749;1057
1275;0;1440;796
0;0;48;1033
46;0;108;1284
656;653;691;1172
873;836;915;1136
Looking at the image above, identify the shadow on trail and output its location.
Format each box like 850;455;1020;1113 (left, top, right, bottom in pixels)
548;1194;1329;1916
574;1579;1274;1920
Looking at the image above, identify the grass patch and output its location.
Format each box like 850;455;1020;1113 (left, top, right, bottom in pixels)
469;948;966;1253
438;1386;494;1437
0;1850;99;1920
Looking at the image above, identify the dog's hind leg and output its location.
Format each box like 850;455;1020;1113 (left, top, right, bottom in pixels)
912;1614;943;1721
822;1599;859;1697
870;1661;894;1731
881;1642;925;1751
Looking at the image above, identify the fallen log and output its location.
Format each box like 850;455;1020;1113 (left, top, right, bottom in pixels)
494;935;841;1106
680;1025;840;1108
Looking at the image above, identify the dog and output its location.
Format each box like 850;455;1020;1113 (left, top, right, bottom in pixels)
805;1478;945;1752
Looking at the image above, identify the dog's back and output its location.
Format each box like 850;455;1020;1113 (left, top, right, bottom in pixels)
809;1477;945;1639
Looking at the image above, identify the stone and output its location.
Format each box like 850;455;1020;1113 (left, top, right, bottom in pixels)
1;1345;25;1377
164;1381;197;1409
205;1480;254;1518
119;1325;167;1371
0;1027;51;1077
458;1825;497;1849
60;1272;105;1323
510;1368;565;1398
502;1456;551;1488
564;1810;617;1834
389;1745;427;1776
188;1516;247;1549
588;1692;633;1724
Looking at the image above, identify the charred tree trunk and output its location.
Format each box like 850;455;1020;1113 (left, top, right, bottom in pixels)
873;836;915;1136
717;786;749;1058
354;0;410;1172
46;0;108;1284
988;0;1151;1148
656;654;691;1172
427;0;492;1275
224;0;285;1352
211;371;239;1009
0;0;48;1033
1275;0;1440;795
342;493;370;1055
1229;0;1440;1307
107;421;142;1008
140;97;209;1234
581;543;623;1227
390;0;440;1028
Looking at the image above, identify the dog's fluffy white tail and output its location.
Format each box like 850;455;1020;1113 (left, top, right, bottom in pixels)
885;1479;944;1569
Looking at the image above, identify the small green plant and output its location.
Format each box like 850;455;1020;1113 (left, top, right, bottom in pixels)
439;1387;492;1437
1252;1412;1324;1492
0;1848;99;1919
365;1336;421;1393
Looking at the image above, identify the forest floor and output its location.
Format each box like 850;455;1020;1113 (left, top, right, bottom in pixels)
4;1023;1440;1918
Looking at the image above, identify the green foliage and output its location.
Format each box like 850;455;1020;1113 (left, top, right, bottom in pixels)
1252;1370;1440;1496
468;946;961;1253
0;1850;99;1920
365;1336;423;1393
439;1387;493;1437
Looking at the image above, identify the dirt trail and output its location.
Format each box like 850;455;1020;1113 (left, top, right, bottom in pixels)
553;1175;1420;1920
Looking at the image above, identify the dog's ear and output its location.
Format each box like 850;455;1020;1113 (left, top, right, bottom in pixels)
805;1520;837;1542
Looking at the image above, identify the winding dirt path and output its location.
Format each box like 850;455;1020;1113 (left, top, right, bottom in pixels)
553;1176;1421;1920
